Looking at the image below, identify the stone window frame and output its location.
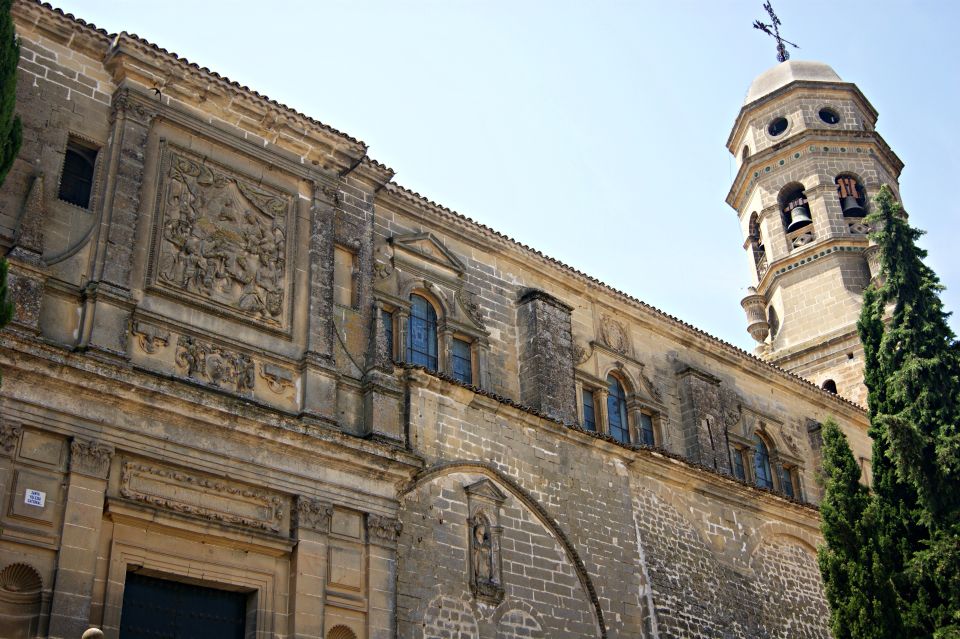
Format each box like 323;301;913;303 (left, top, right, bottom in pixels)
575;364;665;446
729;425;804;499
406;291;441;371
379;284;489;387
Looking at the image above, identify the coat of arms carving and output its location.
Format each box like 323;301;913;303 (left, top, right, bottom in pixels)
152;148;293;329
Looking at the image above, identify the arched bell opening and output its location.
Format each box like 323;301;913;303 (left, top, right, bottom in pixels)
836;174;867;218
822;379;838;394
779;183;812;234
748;212;767;277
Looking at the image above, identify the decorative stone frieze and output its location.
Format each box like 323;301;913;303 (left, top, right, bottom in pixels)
119;461;283;532
131;321;170;354
367;514;403;546
175;335;255;394
293;496;333;534
70;439;114;480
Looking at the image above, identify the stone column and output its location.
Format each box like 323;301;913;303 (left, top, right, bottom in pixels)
48;439;113;639
84;89;156;360
595;388;610;437
362;303;404;442
366;514;402;639
289;497;333;639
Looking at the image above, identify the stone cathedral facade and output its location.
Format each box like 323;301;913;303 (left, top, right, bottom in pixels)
0;3;901;638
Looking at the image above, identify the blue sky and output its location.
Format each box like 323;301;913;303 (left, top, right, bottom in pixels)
52;1;960;350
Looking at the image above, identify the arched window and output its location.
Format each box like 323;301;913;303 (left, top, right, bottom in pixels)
407;294;438;370
753;435;774;489
606;375;629;444
741;145;750;162
822;379;838;394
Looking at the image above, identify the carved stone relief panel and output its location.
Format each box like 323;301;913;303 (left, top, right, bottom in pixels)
464;479;507;604
119;460;284;533
175;335;255;395
599;315;631;355
148;145;295;332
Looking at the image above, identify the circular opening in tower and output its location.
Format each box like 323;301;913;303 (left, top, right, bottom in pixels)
818;108;841;125
767;117;788;137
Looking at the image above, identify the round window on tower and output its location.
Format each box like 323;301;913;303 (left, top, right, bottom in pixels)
818;107;841;125
767;117;788;137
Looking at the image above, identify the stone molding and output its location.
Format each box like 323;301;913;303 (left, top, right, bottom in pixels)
294;496;333;534
70;439;114;479
119;461;283;533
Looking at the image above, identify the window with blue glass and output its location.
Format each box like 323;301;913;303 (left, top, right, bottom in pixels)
780;465;796;498
731;447;746;481
753;435;774;489
381;309;394;360
451;338;473;385
407;294;438;370
606;375;629;444
582;389;596;432
638;411;655;446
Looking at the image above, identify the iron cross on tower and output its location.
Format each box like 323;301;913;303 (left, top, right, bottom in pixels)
753;1;799;63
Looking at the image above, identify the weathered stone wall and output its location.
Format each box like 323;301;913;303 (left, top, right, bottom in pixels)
0;3;882;638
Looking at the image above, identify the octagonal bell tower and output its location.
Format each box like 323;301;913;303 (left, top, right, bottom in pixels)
726;60;903;405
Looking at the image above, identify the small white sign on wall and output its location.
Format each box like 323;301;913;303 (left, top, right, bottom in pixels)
24;489;46;508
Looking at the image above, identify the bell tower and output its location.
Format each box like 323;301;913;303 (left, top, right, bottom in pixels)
725;60;903;405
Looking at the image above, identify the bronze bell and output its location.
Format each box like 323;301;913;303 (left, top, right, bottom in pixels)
840;195;866;217
786;202;812;232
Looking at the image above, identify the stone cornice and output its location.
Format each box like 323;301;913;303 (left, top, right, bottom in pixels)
755;237;870;296
0;333;424;480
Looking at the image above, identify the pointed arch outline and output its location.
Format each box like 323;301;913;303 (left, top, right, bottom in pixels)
399;461;607;639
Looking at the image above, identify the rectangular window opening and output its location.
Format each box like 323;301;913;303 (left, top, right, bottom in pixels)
639;412;655;446
451;338;473;385
58;138;98;209
582;389;596;432
381;309;394;360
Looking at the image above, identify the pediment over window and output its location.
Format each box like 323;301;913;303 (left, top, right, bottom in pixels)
389;233;465;278
464;478;507;504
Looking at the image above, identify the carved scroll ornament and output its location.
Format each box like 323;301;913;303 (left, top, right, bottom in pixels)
155;150;291;328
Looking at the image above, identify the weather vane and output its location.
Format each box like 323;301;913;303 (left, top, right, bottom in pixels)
753;1;799;63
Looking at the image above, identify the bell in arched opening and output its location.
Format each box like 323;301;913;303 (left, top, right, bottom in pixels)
781;187;813;233
836;176;866;217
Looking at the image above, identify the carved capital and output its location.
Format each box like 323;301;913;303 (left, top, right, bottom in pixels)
294;496;333;534
0;423;22;456
111;89;158;126
367;513;402;546
70;439;114;479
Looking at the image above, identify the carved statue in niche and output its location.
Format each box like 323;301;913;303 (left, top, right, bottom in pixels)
464;479;506;604
155;150;290;326
469;512;502;601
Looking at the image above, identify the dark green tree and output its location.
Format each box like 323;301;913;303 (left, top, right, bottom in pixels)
862;185;960;637
820;185;960;637
818;418;901;639
0;0;20;337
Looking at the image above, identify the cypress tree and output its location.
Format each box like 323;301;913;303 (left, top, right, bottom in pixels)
0;0;20;338
821;185;960;637
864;185;960;637
818;418;899;639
